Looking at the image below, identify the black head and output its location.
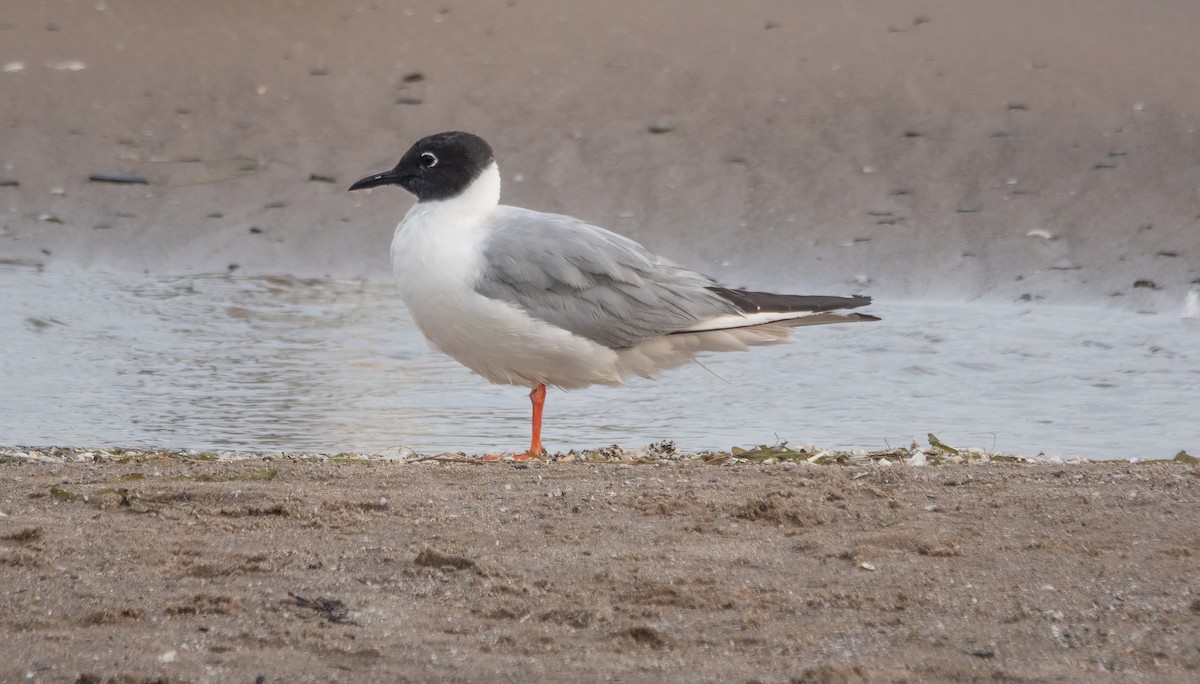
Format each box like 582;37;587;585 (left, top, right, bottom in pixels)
348;131;495;202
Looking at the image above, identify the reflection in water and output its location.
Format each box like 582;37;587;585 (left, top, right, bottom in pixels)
1;266;1196;459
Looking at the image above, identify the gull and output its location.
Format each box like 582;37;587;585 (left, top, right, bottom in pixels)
350;131;878;458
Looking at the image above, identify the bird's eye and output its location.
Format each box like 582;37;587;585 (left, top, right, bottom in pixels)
419;152;438;168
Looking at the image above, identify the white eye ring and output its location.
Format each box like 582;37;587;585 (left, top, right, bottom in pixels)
419;152;438;168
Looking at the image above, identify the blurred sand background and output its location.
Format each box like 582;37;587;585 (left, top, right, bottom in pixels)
2;0;1198;309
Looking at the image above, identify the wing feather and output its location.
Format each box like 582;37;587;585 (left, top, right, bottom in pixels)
473;207;879;350
474;207;735;349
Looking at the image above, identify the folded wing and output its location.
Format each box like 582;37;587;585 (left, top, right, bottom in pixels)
474;207;877;350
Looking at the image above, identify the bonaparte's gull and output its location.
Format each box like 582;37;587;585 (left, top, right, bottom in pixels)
350;131;878;458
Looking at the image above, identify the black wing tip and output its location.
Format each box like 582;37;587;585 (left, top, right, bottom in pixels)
709;287;874;314
844;295;873;308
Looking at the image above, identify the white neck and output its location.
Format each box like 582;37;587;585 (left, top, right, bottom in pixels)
428;161;501;218
391;160;502;287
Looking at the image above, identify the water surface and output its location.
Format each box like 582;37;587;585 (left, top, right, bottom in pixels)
1;266;1195;459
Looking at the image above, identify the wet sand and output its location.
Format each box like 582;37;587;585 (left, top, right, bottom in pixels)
2;454;1198;682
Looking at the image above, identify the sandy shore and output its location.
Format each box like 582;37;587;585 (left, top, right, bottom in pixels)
2;451;1198;683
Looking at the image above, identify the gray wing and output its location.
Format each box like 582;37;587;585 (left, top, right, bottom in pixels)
474;206;738;349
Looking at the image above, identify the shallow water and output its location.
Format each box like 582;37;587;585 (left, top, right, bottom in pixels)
1;266;1196;459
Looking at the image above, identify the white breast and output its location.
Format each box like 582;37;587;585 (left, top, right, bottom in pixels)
389;164;622;389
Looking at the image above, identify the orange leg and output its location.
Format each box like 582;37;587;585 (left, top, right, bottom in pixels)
515;383;547;460
482;384;548;462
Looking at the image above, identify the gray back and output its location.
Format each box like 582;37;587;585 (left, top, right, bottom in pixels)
474;207;737;350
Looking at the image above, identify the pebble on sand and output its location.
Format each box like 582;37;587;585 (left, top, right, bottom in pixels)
88;174;148;184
